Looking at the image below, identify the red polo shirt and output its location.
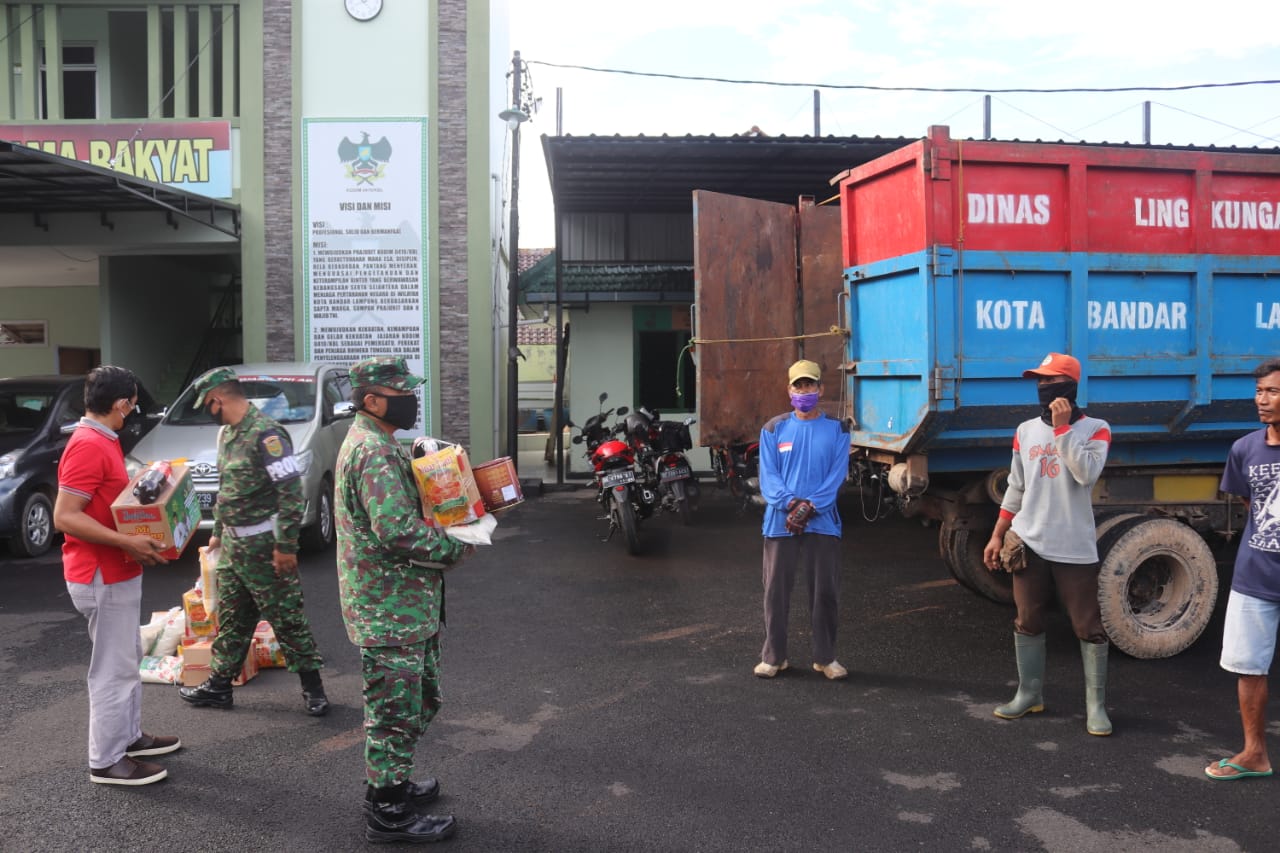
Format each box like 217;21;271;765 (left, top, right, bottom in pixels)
58;419;140;584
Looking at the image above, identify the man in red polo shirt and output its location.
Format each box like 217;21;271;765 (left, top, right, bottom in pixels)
53;365;180;786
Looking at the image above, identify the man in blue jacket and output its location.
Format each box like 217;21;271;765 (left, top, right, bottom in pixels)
754;359;850;680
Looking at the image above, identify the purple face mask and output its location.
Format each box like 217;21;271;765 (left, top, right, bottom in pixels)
790;391;819;413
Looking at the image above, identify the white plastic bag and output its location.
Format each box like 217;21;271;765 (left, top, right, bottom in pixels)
445;512;497;546
152;607;185;657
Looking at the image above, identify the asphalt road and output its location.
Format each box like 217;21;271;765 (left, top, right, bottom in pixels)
0;485;1271;852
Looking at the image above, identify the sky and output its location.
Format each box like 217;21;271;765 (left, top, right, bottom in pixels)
506;0;1280;247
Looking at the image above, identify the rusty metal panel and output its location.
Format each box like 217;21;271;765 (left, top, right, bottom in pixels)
797;202;844;422
693;190;798;446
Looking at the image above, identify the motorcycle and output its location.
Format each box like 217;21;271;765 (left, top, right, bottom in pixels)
624;406;700;525
710;440;763;513
570;393;655;555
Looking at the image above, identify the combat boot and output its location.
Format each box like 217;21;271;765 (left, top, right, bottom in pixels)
299;669;330;716
178;674;233;709
994;632;1045;720
365;782;456;844
1081;640;1113;736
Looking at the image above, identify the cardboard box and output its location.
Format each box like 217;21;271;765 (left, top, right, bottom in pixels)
111;462;201;560
183;588;219;638
411;445;486;527
178;637;257;686
180;663;210;687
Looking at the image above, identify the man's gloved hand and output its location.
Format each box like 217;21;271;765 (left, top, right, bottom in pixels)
784;499;815;535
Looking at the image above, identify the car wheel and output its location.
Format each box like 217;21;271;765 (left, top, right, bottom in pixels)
300;476;335;552
11;491;55;558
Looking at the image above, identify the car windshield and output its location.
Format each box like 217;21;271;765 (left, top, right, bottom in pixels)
166;375;317;425
0;389;55;434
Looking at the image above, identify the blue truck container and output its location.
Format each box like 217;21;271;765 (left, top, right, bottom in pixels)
836;127;1280;658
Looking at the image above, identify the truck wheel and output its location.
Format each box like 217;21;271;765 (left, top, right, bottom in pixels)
11;491;55;558
940;521;1013;605
1097;517;1219;659
938;524;977;593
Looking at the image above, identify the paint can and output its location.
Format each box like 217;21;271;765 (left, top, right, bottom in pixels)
473;456;524;512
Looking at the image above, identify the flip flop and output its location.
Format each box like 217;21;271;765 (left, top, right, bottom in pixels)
1205;759;1274;781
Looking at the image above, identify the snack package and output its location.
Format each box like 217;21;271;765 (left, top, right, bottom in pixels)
411;444;486;527
253;620;287;668
199;545;221;614
183;588;218;638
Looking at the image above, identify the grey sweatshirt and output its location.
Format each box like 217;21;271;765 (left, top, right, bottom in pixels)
999;413;1111;564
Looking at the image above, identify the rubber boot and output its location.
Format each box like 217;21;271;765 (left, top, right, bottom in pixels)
1081;640;1113;736
994;633;1045;720
299;669;330;717
178;674;233;709
365;782;456;844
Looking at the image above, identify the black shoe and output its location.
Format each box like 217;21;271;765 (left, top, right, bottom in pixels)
125;733;182;757
89;756;167;786
178;675;234;709
365;783;456;844
407;777;440;803
302;687;329;716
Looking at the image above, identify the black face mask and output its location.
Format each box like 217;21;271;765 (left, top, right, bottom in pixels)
205;401;225;426
1038;379;1079;424
374;394;419;431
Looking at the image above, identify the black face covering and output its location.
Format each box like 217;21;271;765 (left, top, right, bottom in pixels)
1038;379;1080;424
378;394;419;431
205;401;225;426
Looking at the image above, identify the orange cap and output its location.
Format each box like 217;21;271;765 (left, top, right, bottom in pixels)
1022;352;1081;382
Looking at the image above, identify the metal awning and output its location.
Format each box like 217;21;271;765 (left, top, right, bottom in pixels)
541;133;916;213
0;140;240;238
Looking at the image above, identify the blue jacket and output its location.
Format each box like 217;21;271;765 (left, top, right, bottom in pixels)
759;412;849;538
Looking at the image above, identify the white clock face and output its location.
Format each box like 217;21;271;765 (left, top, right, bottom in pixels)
345;0;383;21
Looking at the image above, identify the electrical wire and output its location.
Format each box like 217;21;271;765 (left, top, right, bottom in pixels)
526;59;1280;95
1152;101;1280;145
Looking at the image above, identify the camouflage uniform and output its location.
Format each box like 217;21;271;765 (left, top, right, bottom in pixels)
193;367;322;679
336;357;466;787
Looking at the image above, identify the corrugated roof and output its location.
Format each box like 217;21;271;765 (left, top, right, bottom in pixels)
520;252;692;304
540;133;913;213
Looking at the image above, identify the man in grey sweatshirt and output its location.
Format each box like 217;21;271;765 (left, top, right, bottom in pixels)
982;352;1114;736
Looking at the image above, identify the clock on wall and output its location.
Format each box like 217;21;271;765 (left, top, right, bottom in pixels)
345;0;383;21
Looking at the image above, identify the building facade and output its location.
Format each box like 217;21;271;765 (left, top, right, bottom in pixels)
0;0;510;457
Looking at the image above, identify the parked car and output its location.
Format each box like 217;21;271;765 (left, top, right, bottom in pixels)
127;362;355;551
0;374;161;558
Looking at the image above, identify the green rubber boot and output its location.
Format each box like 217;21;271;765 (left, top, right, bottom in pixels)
1081;640;1112;736
994;633;1045;720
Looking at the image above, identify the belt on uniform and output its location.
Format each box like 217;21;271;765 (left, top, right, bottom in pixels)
226;517;275;538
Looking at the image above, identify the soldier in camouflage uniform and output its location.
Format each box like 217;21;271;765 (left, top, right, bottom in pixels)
336;356;469;845
177;367;329;716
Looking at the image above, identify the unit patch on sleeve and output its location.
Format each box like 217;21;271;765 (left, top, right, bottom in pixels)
259;428;301;483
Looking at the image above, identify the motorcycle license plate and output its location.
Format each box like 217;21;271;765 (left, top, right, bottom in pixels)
660;465;691;482
601;469;635;488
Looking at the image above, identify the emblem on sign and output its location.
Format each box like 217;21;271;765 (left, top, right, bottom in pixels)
338;132;391;185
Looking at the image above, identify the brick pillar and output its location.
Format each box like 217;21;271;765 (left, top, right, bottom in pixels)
262;1;295;360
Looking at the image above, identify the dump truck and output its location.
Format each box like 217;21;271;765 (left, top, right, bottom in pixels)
694;125;1280;659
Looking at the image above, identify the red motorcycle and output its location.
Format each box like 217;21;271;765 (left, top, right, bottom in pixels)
570;393;654;555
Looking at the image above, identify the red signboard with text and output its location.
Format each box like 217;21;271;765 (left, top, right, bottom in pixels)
840;126;1280;267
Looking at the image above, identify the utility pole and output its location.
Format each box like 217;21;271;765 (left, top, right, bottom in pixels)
505;51;522;468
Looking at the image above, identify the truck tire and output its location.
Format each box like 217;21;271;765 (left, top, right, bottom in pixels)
1097;517;1219;659
938;525;977;593
940;521;1013;605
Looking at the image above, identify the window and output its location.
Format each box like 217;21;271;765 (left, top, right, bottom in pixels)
40;44;98;119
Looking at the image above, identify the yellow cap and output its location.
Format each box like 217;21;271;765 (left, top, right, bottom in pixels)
788;359;821;384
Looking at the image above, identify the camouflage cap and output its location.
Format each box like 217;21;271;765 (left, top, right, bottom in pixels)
191;366;239;407
350;356;425;391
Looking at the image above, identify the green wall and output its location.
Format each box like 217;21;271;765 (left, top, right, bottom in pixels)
0;286;99;377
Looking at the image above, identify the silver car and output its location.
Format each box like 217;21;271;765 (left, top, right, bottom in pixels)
127;362;355;551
